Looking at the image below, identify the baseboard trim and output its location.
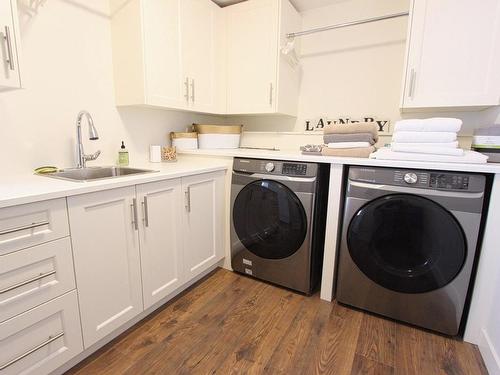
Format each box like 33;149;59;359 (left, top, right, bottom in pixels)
479;328;500;375
51;262;223;375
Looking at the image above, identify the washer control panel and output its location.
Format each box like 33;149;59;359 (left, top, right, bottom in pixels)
233;158;318;178
282;163;307;176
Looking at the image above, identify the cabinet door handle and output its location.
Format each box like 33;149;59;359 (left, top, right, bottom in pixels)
142;196;149;228
269;83;273;106
184;77;189;102
3;26;15;71
0;332;64;371
184;188;191;212
0;220;50;236
0;270;56;295
190;79;195;103
131;199;139;230
408;68;417;99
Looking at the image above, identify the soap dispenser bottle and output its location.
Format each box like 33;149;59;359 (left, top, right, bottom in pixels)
118;141;129;166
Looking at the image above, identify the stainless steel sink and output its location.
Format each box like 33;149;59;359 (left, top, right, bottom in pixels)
42;166;158;182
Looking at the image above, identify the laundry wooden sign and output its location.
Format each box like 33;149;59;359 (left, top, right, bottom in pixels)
305;117;391;134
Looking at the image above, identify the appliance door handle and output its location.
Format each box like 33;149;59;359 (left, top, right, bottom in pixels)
3;26;15;71
0;332;64;371
235;172;316;183
0;270;56;294
0;221;50;236
348;180;484;199
142;196;149;228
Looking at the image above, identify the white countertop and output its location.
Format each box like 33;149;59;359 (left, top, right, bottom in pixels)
0;157;228;209
180;148;500;174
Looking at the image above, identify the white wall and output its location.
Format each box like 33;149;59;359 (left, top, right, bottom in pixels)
0;0;222;175
230;0;500;150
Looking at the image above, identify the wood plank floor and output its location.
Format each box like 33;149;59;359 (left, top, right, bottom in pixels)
65;269;488;375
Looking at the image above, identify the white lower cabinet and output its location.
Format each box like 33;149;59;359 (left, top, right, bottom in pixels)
137;179;185;309
67;172;225;349
0;198;69;256
182;171;225;279
0;291;83;375
67;187;143;348
0;237;76;323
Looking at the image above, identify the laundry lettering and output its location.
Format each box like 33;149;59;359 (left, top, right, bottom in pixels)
305;116;391;133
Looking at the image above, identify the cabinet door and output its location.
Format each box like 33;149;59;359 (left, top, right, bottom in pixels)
226;0;279;114
0;0;21;90
182;171;225;279
402;0;500;109
67;187;143;348
181;0;218;113
142;0;188;109
136;179;184;309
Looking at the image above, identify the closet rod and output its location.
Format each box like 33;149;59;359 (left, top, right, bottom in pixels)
286;11;409;39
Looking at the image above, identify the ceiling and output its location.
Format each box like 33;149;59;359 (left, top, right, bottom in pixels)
212;0;348;12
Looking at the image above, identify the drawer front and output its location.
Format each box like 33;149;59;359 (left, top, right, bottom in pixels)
0;290;83;375
0;199;69;256
0;238;76;323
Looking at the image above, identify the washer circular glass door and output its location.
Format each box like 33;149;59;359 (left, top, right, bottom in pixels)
233;179;307;259
347;194;467;294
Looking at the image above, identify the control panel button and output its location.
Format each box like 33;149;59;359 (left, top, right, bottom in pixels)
265;162;275;172
404;172;418;184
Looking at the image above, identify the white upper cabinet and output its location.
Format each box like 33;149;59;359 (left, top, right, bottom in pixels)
181;0;225;113
110;0;300;116
226;0;301;115
401;0;500;110
0;0;22;90
110;0;225;113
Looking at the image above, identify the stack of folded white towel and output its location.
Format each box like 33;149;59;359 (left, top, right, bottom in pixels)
371;118;488;164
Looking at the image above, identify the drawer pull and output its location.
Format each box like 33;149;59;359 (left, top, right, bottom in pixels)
0;221;50;236
0;270;56;295
0;332;64;371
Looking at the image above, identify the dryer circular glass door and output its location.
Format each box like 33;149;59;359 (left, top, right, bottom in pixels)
347;194;467;294
233;179;307;259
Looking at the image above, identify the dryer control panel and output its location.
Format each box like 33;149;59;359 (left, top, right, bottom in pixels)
349;166;485;193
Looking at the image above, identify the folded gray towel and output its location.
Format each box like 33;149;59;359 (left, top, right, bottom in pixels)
323;133;376;145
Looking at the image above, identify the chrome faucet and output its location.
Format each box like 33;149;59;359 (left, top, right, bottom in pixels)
76;110;101;168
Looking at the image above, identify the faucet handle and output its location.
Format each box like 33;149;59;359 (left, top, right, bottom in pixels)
85;150;101;162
